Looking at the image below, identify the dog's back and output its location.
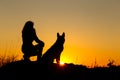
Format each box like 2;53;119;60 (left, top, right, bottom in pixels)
41;32;65;64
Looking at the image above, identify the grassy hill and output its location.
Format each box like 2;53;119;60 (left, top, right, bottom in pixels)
0;60;120;80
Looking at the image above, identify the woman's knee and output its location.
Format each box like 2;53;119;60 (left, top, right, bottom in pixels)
35;44;44;49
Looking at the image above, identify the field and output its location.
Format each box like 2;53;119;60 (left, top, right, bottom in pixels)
0;60;120;80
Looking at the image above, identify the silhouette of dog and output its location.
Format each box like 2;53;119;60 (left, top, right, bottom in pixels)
41;32;65;64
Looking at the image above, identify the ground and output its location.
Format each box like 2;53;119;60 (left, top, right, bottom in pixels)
0;60;120;80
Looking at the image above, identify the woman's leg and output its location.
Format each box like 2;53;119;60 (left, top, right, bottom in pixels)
22;45;35;62
35;44;44;61
23;54;30;62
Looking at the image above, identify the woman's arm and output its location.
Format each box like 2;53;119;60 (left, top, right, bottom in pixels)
33;29;44;47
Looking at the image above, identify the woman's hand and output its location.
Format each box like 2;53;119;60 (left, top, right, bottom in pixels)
40;41;44;47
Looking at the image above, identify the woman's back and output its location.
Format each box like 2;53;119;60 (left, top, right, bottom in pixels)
22;28;36;45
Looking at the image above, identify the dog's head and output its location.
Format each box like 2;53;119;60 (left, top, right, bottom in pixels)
56;32;65;45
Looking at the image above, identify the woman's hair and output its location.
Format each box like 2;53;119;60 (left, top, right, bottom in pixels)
22;21;34;33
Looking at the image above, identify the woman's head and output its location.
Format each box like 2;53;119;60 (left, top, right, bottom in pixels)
22;21;34;32
24;21;34;29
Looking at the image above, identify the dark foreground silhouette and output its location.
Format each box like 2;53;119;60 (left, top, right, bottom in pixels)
22;21;44;61
0;60;120;80
21;21;65;64
41;32;65;64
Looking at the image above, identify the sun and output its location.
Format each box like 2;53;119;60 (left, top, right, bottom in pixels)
59;62;65;66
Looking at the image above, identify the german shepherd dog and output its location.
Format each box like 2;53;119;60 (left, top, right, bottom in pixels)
41;32;65;64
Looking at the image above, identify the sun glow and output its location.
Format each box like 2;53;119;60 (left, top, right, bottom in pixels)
59;62;65;66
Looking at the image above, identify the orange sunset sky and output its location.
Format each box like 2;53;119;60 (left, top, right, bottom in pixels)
0;0;120;66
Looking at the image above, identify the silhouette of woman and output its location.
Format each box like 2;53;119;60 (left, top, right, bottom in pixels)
22;21;44;61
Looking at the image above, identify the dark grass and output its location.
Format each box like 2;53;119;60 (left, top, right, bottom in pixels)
0;60;120;80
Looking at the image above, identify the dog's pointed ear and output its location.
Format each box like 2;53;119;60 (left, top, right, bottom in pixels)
62;32;65;37
57;32;60;37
